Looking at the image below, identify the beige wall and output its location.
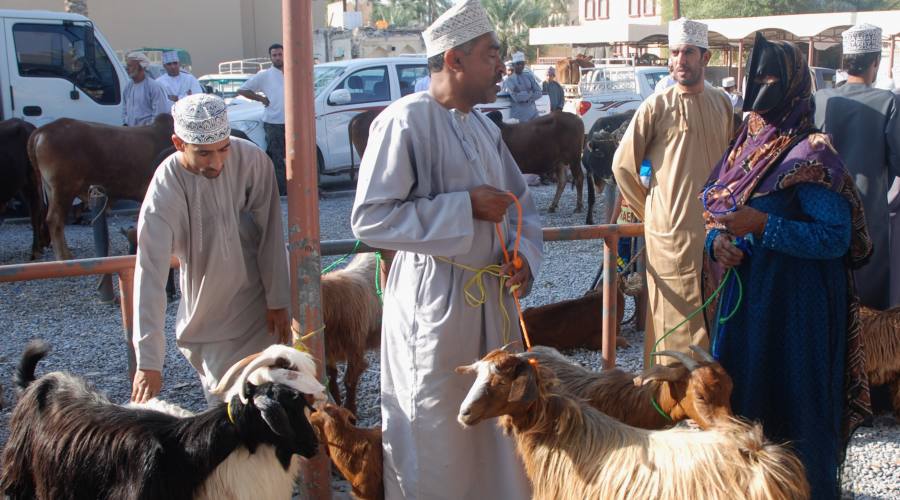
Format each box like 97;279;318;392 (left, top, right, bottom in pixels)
3;0;329;76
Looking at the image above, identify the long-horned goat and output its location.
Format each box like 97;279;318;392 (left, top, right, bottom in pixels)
321;252;382;413
309;402;384;500
456;349;809;500
859;305;900;418
1;342;325;500
521;345;733;429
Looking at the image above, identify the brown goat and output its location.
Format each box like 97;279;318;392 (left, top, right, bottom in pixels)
321;252;382;414
522;345;733;429
522;289;629;351
486;110;585;214
860;305;900;418
310;403;383;500
456;349;809;500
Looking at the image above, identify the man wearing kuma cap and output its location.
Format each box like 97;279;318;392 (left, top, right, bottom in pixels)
613;17;733;366
351;0;541;497
815;23;900;309
131;93;290;406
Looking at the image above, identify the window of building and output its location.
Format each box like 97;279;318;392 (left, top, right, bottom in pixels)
597;0;609;19
642;0;657;16
13;23;120;105
628;0;641;17
584;0;596;20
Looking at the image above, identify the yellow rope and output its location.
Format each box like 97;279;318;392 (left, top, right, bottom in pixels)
292;324;326;353
437;257;513;345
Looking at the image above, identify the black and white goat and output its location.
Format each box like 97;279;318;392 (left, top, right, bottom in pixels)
0;341;325;500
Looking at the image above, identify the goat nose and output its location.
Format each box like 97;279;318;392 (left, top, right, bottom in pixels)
460;409;471;417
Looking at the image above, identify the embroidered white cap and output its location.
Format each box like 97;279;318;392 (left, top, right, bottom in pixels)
511;51;525;63
842;23;883;55
722;77;736;87
422;0;495;58
668;18;708;50
172;94;231;145
162;50;179;64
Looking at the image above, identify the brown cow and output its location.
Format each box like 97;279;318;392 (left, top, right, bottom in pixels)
348;109;381;162
0;119;49;259
554;54;595;85
29;114;174;260
486;110;584;213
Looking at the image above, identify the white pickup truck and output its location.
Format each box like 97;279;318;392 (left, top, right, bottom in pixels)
563;65;670;134
0;9;128;126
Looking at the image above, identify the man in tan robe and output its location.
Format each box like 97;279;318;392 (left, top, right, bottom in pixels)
612;18;733;364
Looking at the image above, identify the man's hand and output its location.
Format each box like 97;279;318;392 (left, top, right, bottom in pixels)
131;369;162;403
712;233;745;269
714;205;768;238
261;95;271;107
501;257;531;295
168;95;178;102
267;308;291;344
469;185;513;223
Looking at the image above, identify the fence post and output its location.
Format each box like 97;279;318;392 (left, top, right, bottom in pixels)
117;267;136;382
601;235;619;369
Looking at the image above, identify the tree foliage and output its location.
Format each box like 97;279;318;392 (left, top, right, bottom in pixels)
661;0;900;20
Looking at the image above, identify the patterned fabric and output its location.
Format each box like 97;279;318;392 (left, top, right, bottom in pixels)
162;50;179;64
710;185;852;500
172;94;230;145
423;0;494;58
843;23;883;54
701;39;873;487
668;18;708;49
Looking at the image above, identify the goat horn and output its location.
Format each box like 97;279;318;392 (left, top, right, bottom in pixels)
499;341;521;352
651;350;699;371
689;344;715;363
209;352;261;396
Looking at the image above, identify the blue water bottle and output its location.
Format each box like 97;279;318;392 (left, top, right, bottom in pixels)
639;159;651;188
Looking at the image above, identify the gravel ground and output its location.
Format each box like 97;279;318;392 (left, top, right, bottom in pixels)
1;183;897;499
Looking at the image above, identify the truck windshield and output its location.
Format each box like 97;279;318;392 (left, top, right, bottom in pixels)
12;22;120;105
314;66;344;97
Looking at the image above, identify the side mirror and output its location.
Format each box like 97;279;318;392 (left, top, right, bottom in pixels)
329;89;352;105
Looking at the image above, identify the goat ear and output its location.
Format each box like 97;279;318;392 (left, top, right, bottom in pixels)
508;361;538;403
640;365;690;385
455;363;477;375
253;393;297;442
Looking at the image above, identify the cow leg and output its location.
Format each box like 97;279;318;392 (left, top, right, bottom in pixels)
586;171;596;225
890;379;900;421
570;161;584;214
47;192;75;260
548;163;567;213
342;352;368;415
588;177;606;225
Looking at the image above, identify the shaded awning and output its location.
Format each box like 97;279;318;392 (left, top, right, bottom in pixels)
530;22;666;47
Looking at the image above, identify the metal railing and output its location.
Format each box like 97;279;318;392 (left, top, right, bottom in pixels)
0;223;643;376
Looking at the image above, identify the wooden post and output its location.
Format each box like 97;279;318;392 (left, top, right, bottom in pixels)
808;37;815;66
283;0;331;498
601;235;619;369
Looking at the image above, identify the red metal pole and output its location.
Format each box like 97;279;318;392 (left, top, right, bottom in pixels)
601;236;619;369
672;0;680;19
808;37;815;67
737;38;745;93
282;1;330;498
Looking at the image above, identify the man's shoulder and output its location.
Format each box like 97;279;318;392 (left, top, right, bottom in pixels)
376;92;435;126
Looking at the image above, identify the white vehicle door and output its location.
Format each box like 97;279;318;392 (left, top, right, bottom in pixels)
321;65;392;173
3;18;125;126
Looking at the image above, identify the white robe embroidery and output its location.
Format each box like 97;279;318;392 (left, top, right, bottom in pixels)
351;92;542;500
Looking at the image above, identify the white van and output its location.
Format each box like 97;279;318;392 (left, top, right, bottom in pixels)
0;9;128;126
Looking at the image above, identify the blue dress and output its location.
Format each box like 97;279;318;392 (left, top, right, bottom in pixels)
706;183;852;500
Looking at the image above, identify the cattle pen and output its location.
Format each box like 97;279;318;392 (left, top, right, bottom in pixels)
0;223;642;379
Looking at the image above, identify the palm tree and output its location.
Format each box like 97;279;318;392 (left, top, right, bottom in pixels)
64;0;88;16
483;0;568;59
370;0;453;28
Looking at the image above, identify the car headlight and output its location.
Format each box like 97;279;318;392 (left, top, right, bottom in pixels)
231;120;260;134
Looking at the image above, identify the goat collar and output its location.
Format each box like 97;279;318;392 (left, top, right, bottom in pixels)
226;398;236;425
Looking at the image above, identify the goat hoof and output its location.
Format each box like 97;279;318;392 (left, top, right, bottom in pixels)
548;206;558;213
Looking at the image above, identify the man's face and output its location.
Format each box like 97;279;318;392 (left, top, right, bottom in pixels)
173;136;231;179
506;66;513;76
126;59;144;80
270;48;284;70
454;33;505;105
670;44;709;87
514;62;524;75
547;71;556;81
164;61;180;77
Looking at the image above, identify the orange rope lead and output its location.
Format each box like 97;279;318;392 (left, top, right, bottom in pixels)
494;192;532;351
